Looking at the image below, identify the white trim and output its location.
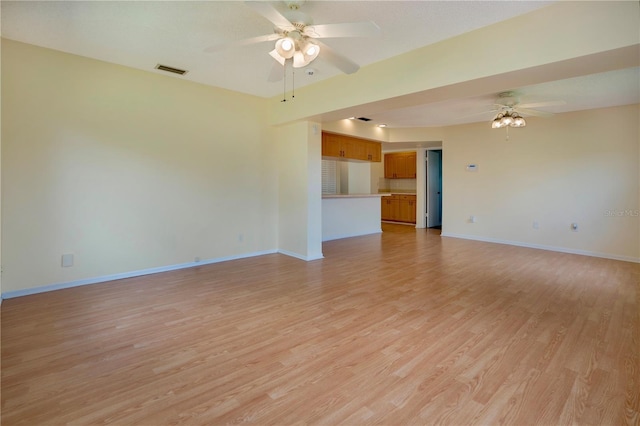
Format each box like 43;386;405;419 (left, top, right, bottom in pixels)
277;249;324;261
322;230;382;242
440;232;640;263
1;249;278;300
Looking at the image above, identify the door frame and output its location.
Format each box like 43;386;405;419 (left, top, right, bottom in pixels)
426;149;443;228
415;147;442;229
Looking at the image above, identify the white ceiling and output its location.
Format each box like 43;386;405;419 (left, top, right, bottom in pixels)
2;1;639;128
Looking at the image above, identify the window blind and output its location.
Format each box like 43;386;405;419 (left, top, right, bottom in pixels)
322;160;337;194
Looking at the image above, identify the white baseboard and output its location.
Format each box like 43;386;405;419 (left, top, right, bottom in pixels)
277;249;324;261
322;229;382;242
1;249;278;300
440;232;640;263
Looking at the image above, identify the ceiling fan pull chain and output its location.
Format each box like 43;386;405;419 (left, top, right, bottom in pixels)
292;69;295;100
281;61;287;102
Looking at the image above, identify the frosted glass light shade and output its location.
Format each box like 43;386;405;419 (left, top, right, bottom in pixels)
512;116;526;127
275;37;295;59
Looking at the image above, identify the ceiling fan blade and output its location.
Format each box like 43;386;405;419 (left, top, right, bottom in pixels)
314;40;359;74
267;61;284;82
517;108;554;117
517;100;566;109
204;33;281;53
459;109;500;119
245;1;294;30
305;21;380;39
268;48;286;66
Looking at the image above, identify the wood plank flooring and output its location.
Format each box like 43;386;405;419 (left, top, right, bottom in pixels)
2;224;639;425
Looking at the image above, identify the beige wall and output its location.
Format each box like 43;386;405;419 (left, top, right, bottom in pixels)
442;104;640;262
277;121;323;260
1;39;279;294
322;119;389;142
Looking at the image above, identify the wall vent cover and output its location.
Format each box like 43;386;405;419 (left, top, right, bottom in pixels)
155;64;188;75
357;117;372;121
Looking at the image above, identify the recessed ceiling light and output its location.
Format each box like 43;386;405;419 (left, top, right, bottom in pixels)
378;124;387;128
347;116;356;120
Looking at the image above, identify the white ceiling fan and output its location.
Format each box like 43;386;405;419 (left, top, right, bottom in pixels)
488;91;566;128
204;1;380;80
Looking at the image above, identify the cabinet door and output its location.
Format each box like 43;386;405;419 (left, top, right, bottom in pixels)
389;196;400;220
407;196;417;223
385;152;417;178
343;138;368;161
322;133;342;158
397;196;410;222
394;152;417;178
395;195;416;223
366;141;382;162
404;152;417;178
384;153;396;178
381;197;392;220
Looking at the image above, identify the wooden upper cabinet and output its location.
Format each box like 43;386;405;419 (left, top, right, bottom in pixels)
384;152;417;179
321;132;381;162
366;141;382;162
322;133;343;158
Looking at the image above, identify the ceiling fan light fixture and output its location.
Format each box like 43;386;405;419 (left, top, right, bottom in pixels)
492;110;527;128
492;113;506;128
275;37;296;59
501;115;514;127
303;41;320;61
293;50;312;68
512;116;526;127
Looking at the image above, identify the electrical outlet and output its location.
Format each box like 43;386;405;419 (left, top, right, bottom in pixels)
469;215;477;223
571;223;578;232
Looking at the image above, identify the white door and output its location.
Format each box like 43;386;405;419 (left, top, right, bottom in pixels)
427;150;442;228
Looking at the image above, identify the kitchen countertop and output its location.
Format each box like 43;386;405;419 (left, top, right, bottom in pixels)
378;191;417;196
322;193;391;199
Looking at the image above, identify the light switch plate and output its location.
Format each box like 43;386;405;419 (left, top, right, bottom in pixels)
61;253;74;267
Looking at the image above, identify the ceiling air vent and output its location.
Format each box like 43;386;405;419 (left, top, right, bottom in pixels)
357;117;372;122
155;64;188;76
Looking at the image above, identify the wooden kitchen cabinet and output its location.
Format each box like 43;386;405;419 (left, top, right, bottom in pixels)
384;152;417;179
365;141;381;162
322;132;381;162
397;195;415;223
381;196;397;221
322;132;343;158
381;194;416;223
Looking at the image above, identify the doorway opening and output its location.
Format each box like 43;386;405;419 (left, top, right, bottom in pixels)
426;150;442;229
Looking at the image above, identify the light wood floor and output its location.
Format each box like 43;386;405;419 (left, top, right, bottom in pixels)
2;224;639;425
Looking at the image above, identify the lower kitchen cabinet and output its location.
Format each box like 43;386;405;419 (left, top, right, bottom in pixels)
381;194;416;224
